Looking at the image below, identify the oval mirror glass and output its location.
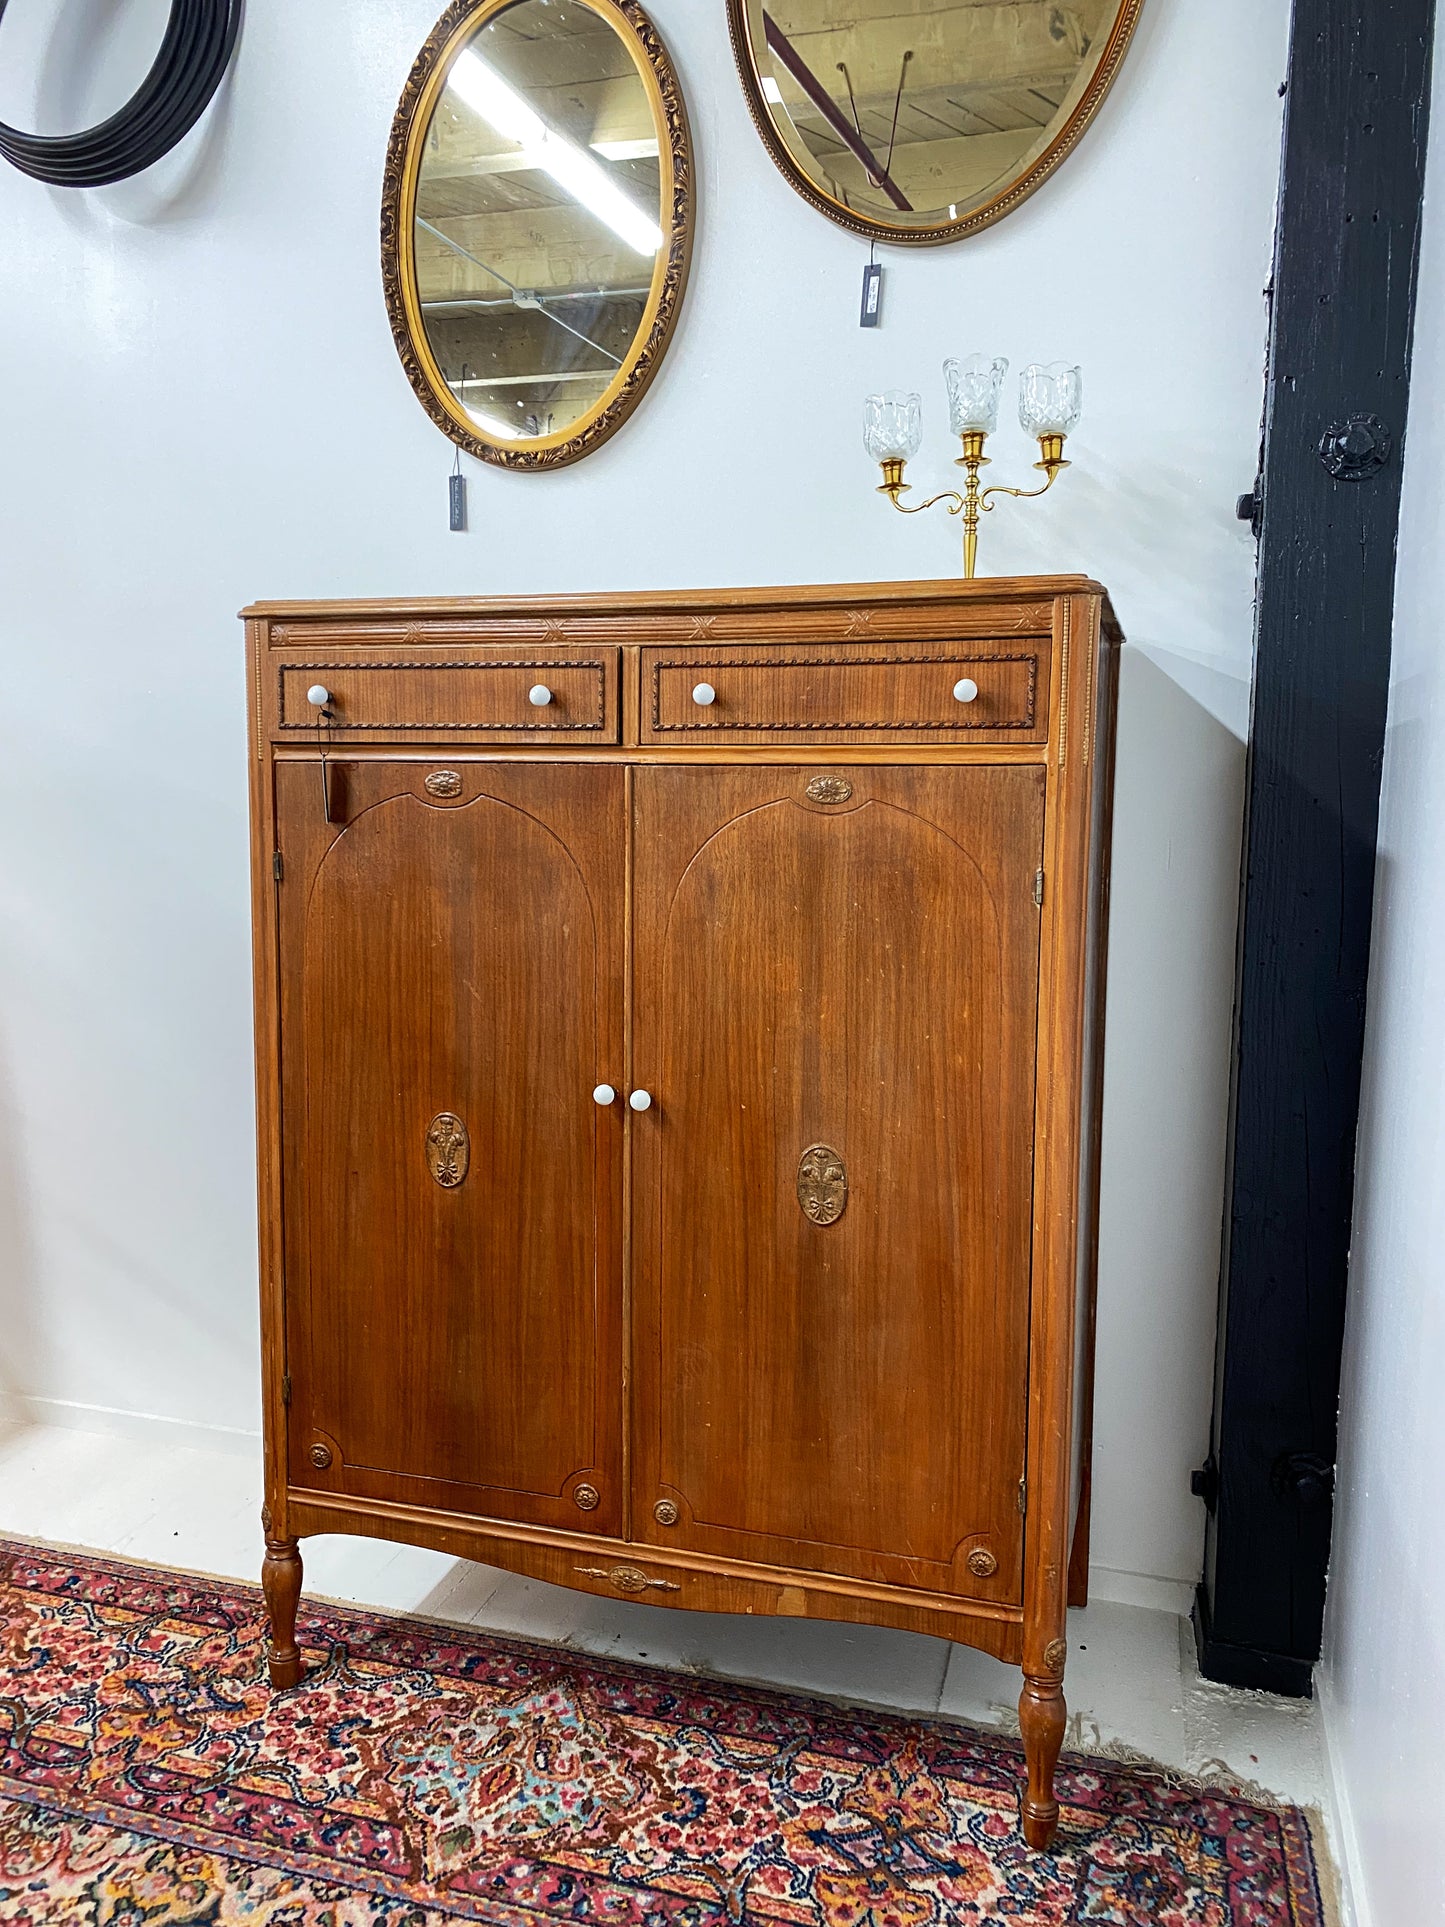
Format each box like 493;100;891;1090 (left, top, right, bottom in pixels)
727;0;1143;244
384;0;692;468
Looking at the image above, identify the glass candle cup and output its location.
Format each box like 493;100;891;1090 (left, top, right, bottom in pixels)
863;390;924;463
944;355;1009;435
1018;362;1083;437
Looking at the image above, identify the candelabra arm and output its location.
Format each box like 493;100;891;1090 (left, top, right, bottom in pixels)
876;461;964;517
896;490;967;516
980;434;1071;511
980;469;1063;506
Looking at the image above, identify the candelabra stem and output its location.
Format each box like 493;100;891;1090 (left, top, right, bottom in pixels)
956;431;989;579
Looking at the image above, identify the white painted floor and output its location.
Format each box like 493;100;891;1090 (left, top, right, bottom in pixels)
0;1419;1338;1878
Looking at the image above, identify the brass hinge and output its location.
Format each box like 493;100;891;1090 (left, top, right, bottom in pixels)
1017;1476;1028;1515
281;1374;292;1407
1032;869;1044;908
273;851;284;883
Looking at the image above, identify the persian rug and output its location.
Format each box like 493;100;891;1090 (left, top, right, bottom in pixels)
0;1537;1327;1925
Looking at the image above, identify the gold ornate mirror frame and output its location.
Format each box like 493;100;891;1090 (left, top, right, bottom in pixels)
725;0;1145;247
382;0;693;470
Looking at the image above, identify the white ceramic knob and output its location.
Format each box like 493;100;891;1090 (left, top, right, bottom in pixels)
529;684;553;707
692;682;717;707
628;1089;653;1112
593;1084;616;1105
953;677;979;704
307;685;331;709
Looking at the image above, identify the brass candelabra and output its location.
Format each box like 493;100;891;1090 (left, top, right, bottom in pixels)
865;360;1081;579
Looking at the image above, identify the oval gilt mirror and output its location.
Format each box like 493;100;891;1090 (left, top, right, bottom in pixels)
383;0;692;469
727;0;1143;245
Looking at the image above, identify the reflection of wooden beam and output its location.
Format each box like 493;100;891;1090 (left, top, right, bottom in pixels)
454;369;614;388
828;125;1045;205
417;218;623;364
423;150;542;182
423;290;651;313
762;10;913;211
415;204;643;304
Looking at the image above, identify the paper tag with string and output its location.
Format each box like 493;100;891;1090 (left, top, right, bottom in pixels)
861;241;883;328
846;50;909;328
449;446;467;532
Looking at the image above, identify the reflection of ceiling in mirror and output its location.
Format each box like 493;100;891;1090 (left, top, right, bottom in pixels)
759;0;1113;222
415;0;663;442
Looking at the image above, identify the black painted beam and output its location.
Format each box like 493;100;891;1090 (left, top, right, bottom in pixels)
1197;0;1436;1694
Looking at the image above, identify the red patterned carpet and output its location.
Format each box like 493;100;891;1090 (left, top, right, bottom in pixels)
0;1538;1325;1924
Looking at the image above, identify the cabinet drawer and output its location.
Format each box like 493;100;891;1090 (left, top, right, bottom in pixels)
642;643;1046;744
273;649;620;743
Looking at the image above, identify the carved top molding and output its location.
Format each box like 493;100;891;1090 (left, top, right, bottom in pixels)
248;578;1118;630
264;604;1060;651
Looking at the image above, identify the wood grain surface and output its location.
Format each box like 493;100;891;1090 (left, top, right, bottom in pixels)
630;764;1043;1601
274;760;625;1536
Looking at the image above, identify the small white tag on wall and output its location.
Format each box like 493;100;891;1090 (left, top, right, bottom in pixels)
860;260;884;328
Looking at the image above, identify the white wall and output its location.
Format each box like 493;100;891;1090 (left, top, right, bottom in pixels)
0;0;1288;1599
1319;14;1445;1921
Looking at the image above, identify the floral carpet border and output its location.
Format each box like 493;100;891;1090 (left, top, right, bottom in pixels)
0;1536;1329;1925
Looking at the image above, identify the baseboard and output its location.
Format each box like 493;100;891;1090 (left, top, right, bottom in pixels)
8;1396;262;1460
1315;1665;1367;1927
1086;1565;1196;1616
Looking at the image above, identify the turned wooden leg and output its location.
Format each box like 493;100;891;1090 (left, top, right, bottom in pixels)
262;1536;303;1689
1019;1673;1065;1849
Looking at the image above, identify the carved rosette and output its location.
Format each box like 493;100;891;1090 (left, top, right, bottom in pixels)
966;1547;999;1579
381;0;694;472
805;775;853;806
426;1113;470;1189
1043;1637;1068;1676
797;1145;848;1226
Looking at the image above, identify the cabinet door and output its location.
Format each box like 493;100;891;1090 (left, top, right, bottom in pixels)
275;761;624;1536
631;766;1044;1601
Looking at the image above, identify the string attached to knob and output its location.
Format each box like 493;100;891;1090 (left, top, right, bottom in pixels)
308;686;337;821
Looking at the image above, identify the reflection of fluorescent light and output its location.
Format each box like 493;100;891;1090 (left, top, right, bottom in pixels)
762;76;784;104
450;51;542;145
449;49;664;257
465;404;521;438
449;378;522;438
591;137;660;160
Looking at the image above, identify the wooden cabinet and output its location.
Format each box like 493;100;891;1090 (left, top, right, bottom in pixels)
245;579;1120;1851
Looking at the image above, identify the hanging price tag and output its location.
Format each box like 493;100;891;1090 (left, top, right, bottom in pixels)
860;260;884;328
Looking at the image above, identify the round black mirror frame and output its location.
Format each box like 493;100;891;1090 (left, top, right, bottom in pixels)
382;0;694;471
725;0;1145;247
